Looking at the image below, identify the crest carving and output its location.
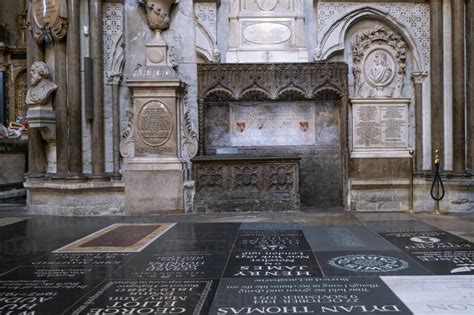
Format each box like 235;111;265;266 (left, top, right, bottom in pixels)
30;0;68;44
120;110;135;158
352;25;407;98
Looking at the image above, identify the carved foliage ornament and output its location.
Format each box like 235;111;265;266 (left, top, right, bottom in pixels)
30;0;68;44
120;110;135;158
352;25;407;98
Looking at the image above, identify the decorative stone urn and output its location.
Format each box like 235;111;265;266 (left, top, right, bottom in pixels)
137;0;176;71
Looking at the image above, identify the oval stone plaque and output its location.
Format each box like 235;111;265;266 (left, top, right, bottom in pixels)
243;23;292;45
137;101;173;147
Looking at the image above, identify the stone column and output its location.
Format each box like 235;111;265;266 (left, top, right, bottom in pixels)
468;0;474;171
54;39;69;175
452;0;466;172
89;0;106;179
197;97;206;155
0;70;4;125
341;94;350;210
67;0;83;176
108;74;122;179
430;0;444;167
26;15;46;177
412;72;428;171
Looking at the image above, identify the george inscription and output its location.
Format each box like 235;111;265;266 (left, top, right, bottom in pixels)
231;103;315;146
137;101;173;147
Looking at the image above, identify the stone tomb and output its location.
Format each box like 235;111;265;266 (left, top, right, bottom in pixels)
195;63;349;211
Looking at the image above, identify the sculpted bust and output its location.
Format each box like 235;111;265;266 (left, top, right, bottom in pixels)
368;51;393;85
26;62;58;106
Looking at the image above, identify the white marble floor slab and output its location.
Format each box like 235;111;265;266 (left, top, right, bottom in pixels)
381;275;474;315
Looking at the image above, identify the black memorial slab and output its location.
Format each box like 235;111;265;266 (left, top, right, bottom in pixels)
380;231;473;252
233;230;311;251
145;223;240;252
240;222;303;230
32;252;133;267
112;251;230;280
409;250;474;275
303;225;398;251
314;250;433;276
70;279;219;315
363;220;439;233
209;277;412;315
223;251;322;278
0;266;107;314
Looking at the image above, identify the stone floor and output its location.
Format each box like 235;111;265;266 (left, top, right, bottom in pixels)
0;203;473;314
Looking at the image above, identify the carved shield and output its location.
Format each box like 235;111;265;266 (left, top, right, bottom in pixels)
299;121;309;132
31;0;68;43
236;122;246;133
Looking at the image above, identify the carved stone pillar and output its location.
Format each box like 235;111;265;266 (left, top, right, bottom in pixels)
430;0;444;167
452;0;466;172
468;0;474;171
107;73;122;179
54;39;68;175
412;72;428;171
89;0;107;179
67;0;83;176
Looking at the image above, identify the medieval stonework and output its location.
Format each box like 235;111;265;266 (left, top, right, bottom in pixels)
0;0;471;214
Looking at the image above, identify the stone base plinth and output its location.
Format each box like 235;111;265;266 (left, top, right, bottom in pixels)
124;159;184;214
25;180;124;215
350;176;474;212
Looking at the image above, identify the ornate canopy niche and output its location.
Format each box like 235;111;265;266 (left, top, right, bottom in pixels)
195;63;350;211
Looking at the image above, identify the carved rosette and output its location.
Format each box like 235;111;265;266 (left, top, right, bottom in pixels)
30;0;68;44
352;25;407;98
270;165;295;190
120;110;135;158
196;166;224;192
233;166;262;190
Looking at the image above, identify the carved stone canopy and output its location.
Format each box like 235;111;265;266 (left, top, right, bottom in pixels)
30;0;68;44
352;25;407;98
198;62;348;101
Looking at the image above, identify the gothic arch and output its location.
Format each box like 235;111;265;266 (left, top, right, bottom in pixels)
317;6;424;72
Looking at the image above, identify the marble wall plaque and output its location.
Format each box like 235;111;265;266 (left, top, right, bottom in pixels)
352;102;408;149
223;251;322;277
137;101;173;147
242;22;292;45
210;277;411;314
71;280;217;315
230;103;315;146
381;276;474;315
234;230;311;251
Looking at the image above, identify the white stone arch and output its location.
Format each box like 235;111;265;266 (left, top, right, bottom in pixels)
316;6;424;72
196;18;218;63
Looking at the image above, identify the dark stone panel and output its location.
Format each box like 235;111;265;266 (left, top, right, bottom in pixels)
409;250;474;275
240;222;303;230
31;252;133;267
380;231;473;253
144;223;240;252
112;252;230;280
233;230;311;251
350;158;411;178
209;277;412;315
223;251;322;278
362;220;439;233
0;266;108;314
303;225;399;251
314;251;433;276
70;279;219;315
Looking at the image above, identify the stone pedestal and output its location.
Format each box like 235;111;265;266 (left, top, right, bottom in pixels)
124;77;186;213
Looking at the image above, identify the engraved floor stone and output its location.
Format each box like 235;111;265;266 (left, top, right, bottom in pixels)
363;220;440;233
55;223;175;253
70;279;218;315
223;251;322;278
209;277;412;315
303;224;399;251
381;276;474;315
409;250;474;275
314;250;433;276
380;231;473;252
233;230;311;251
112;251;230;280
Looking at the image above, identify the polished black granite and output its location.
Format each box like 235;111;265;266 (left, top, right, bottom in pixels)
0;216;473;314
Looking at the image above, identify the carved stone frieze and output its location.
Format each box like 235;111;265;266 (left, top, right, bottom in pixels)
30;0;68;44
270;164;296;191
352;25;407;98
196;165;224;192
233;165;262;190
120;110;135;158
198;63;348;101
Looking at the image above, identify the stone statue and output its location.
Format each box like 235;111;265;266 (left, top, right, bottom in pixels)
26;62;58;106
368;51;393;85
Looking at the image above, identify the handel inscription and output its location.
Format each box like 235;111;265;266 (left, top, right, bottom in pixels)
230;103;315;146
137;101;173;147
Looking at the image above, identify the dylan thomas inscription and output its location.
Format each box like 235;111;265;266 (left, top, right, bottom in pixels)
230;103;315;146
